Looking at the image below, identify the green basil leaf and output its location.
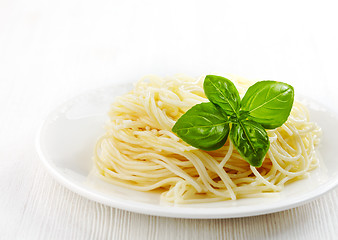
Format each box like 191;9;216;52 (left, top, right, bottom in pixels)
172;102;229;151
241;81;294;129
230;120;270;167
203;75;241;115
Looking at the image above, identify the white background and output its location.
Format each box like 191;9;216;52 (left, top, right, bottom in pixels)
1;0;338;239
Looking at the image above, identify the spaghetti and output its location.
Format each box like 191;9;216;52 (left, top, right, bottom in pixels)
93;74;321;204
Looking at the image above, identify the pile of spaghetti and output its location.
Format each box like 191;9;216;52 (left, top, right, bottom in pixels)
94;75;321;204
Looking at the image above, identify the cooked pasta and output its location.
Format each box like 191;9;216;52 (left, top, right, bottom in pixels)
93;74;321;204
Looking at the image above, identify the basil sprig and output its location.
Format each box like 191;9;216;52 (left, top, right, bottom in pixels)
172;75;294;167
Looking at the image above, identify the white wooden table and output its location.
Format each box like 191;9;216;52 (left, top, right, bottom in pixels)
1;0;338;239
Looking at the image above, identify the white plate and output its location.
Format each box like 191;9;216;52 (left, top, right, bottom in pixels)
36;84;338;219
